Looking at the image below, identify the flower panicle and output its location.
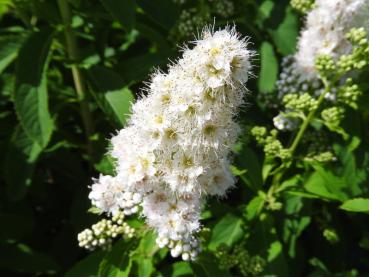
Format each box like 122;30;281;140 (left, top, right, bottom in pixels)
85;26;254;260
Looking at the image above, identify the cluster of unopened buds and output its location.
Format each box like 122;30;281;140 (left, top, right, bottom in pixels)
82;27;254;261
78;212;134;250
290;0;315;13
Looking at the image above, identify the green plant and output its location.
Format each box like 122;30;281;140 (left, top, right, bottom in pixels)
1;0;369;276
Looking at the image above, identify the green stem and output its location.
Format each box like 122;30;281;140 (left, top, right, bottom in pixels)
289;78;330;156
57;0;94;159
267;78;331;197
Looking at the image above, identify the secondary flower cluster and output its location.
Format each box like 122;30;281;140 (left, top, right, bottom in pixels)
273;0;369;132
295;0;369;79
88;27;254;260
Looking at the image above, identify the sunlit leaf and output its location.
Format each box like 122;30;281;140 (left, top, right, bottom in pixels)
258;42;278;93
88;65;134;127
340;198;369;213
208;213;243;251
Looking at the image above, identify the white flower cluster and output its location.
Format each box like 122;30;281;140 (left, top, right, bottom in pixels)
78;213;134;250
88;27;254;260
89;175;142;216
295;0;369;79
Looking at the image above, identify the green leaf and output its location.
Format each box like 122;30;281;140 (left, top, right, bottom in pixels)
208;214;243;251
98;239;136;277
283;196;311;258
94;155;116;175
248;215;289;276
136;259;154;277
170;262;193;277
262;157;277;183
4;125;42;200
105;88;133;126
255;0;275;27
333;139;365;197
245;195;265;221
136;231;157;257
286;190;321;199
268;241;282;262
131;231;157;276
0;34;25;74
234;146;263;192
285;216;310;258
88;66;134;127
276;175;301;193
230;165;247;176
309;257;331;276
0;0;11;18
304;172;341;201
65;251;105;277
269;7;299;55
340;198;369;213
100;0;136;31
258;42;278;93
14;29;54;148
304;166;348;201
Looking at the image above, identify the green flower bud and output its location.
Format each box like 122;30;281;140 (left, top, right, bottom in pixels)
346;27;367;45
251;126;268;144
321;107;345;127
315;54;336;77
283;93;318;112
338;28;369;72
290;0;315;13
338;78;362;109
323;228;340;244
321;107;348;138
305;151;335;163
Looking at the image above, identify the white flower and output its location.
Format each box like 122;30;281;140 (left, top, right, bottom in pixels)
89;175;124;216
87;26;254;260
89;175;143;216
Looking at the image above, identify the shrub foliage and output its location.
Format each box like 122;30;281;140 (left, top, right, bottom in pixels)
1;0;369;276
